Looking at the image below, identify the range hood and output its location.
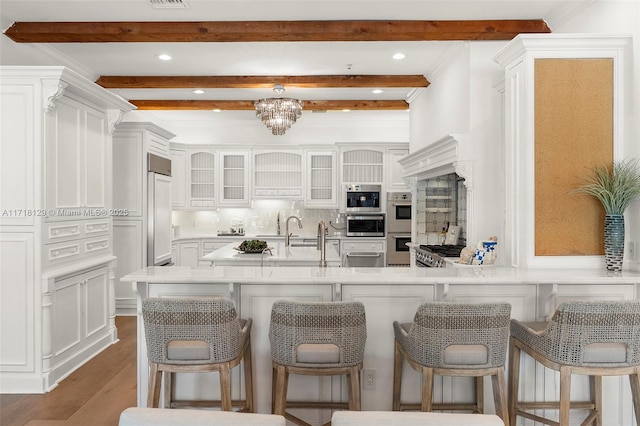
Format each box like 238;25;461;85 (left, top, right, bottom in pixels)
398;134;473;184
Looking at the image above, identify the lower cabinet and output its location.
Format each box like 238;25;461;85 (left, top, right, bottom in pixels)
177;241;200;267
51;265;110;384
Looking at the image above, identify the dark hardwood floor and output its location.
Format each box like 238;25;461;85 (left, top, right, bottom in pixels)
0;316;137;426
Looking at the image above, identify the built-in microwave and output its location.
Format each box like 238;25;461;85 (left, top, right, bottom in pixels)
346;214;385;237
345;184;381;212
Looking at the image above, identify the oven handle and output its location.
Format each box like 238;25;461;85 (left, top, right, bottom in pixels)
390;203;411;207
345;253;383;258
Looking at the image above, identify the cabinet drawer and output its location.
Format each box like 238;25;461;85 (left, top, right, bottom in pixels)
84;236;110;256
341;241;384;252
84;220;110;236
45;222;82;243
45;240;83;267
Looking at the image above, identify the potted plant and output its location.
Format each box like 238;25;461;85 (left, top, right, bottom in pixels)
576;159;640;271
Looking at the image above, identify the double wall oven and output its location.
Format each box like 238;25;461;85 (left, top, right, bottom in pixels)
386;192;412;266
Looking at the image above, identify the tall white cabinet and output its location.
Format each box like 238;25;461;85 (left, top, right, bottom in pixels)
0;66;133;393
112;122;175;315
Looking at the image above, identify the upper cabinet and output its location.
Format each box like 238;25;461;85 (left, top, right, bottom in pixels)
45;96;109;217
170;149;187;209
340;147;384;185
253;149;303;199
386;147;409;191
219;150;250;207
304;149;338;208
168;143;409;209
189;150;216;207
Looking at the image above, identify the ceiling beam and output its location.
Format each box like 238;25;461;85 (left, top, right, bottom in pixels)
96;75;429;89
129;99;409;111
4;20;550;43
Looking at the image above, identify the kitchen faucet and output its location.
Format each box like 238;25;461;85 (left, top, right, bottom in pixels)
317;220;328;267
285;215;303;246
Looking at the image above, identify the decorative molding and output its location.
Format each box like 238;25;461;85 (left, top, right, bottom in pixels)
428;42;468;82
406;87;426;104
42;78;67;112
543;0;598;31
106;109;125;135
454;160;474;189
398;134;460;180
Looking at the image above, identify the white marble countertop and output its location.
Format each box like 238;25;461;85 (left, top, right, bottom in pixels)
200;241;342;265
121;265;640;285
173;233;344;242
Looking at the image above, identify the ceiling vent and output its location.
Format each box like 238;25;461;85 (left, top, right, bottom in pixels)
149;0;189;8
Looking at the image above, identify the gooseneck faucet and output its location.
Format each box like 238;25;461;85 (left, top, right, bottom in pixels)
317;220;327;267
285;215;303;246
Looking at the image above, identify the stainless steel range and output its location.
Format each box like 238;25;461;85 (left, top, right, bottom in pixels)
415;244;465;267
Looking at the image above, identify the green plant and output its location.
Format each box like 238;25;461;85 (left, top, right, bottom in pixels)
575;159;640;214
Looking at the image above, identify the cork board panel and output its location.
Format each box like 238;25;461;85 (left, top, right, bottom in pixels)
534;58;613;256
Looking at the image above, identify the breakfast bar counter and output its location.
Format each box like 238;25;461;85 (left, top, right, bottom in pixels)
122;266;640;424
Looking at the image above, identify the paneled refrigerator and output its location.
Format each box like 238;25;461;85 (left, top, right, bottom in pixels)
147;153;172;266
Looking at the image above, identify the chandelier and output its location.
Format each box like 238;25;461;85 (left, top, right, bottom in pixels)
254;84;303;135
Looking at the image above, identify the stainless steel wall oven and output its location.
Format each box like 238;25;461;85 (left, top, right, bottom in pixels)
386;192;411;266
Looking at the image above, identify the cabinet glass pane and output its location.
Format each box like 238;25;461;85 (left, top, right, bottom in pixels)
223;155;244;168
190;152;215;199
224;187;244;199
224;169;244;186
311;155;332;168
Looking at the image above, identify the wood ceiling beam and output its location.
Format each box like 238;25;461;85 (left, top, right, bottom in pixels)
130;99;409;111
96;75;429;89
4;20;550;43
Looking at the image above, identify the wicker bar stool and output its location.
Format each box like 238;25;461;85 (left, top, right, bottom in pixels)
269;300;367;426
509;300;640;426
392;302;511;424
142;297;254;412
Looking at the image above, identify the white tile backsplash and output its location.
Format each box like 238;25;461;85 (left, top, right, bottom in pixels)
172;200;342;237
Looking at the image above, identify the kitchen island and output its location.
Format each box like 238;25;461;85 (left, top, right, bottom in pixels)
201;241;341;267
122;266;640;424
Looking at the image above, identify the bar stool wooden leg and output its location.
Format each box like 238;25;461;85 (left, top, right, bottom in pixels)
492;368;509;426
392;340;403;411
243;340;254;413
475;376;484;413
348;365;361;411
628;371;640;426
220;363;232;411
559;366;572;426
163;371;172;408
589;375;602;426
147;362;161;408
421;366;434;412
273;364;288;416
508;338;521;426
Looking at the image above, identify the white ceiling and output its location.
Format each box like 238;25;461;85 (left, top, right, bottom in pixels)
0;0;594;124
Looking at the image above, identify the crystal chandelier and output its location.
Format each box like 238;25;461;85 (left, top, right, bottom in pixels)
254;84;303;135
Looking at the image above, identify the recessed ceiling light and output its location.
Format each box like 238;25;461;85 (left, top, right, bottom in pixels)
372;89;384;94
212;109;222;112
342;109;351;113
392;52;406;60
192;89;205;94
157;54;172;61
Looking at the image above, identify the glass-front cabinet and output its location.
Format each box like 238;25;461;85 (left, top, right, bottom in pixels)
252;150;303;199
218;151;250;207
305;150;337;208
189;150;216;207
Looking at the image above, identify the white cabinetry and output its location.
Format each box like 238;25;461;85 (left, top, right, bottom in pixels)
0;66;133;393
112;122;175;314
169;148;187;209
340;147;384;185
219;150;250;207
341;239;386;267
51;265;110;384
253;149;303;199
178;240;200;267
189;150;216;207
45;96;109;217
386;147;409;191
304;150;337;208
